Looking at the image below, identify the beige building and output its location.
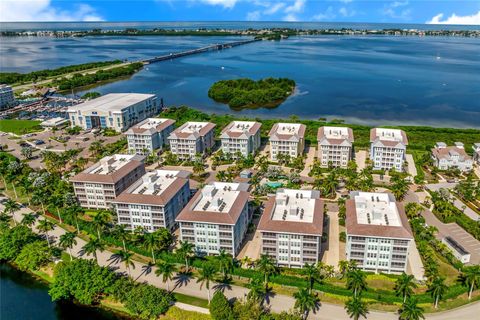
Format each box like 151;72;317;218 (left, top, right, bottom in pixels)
176;182;250;256
317;126;354;168
431;142;473;172
125;118;176;155
71;154;146;209
220;121;261;158
168;122;216;160
67;93;160;132
258;189;324;267
269;123;306;161
113;170;190;232
370;128;408;172
345;191;414;274
474;143;480;165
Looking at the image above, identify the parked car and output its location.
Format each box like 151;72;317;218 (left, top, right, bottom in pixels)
34;140;45;145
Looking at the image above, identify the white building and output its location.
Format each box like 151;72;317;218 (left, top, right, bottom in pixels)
442;236;470;264
176;182;250;256
0;84;15;110
474;143;480;165
113;170;190;232
70;154;146;209
125;118;175;155
40;117;69;128
370;128;408;172
431;142;473;172
258;189;324;268
168;122;216;160
317;126;354;168
67;93;160;132
269;123;306;161
220;121;261;158
345;191;414;274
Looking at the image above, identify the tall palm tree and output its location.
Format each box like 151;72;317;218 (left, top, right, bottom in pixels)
215;249;234;280
82;237;105;263
247;277;266;303
241;256;254;269
301;263;321;293
346;269;367;298
293;288;320;320
21;212;37;227
196;262;217;303
395;273;417;303
345;296;369;320
112;224;130;251
399;297;425;320
143;232;160;264
459;265;480;300
59;232;77;261
255;254;278;291
338;260;350;278
4;198;20;225
37;219;55;247
427;276;447;309
176;240;195;272
115;249;135;277
90;210;112;239
155;260;177;292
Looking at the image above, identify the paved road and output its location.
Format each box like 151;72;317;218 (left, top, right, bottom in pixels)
425;183;479;221
405;154;418;178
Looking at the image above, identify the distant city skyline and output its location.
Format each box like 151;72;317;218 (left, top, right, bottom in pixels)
0;0;479;25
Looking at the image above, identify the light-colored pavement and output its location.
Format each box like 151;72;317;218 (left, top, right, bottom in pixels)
407;240;425;281
406;154;418;178
5;203;480;319
237;230;262;262
425;183;458;192
425;184;479;221
322;211;340;271
474;166;480;179
300;146;316;177
355;150;367;172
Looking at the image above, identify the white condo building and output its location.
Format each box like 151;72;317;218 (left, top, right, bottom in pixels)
345;191;414;274
269;123;306;161
258;189;324;268
176;182;250;256
431;142;473;172
317;126;354;168
220;121;261;158
370;128;408;172
70;154;146;209
67;93;160;132
168;122;216;160
125;118;176;155
474;143;480;165
113;170;190;232
0;84;15;110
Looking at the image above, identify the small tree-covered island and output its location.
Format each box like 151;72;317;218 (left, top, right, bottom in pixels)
208;77;295;110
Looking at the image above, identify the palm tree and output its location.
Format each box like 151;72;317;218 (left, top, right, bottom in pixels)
338;260;350;278
346;269;367;298
399;297;425;320
255;254;278;291
37;219;55;248
196;262;217;303
427;276;447;309
345;296;369;320
459;265;480;300
395;273;417;303
215;249;234;280
155;260;177;292
89;210;112;239
59;232;77;261
143;232;160;264
21;212;37;227
4;199;20;225
247;277;266;303
112;224;130;251
241;256;254;269
115;249;135;277
301;263;321;293
82;237;105;263
176;240;195;272
293;288;320;320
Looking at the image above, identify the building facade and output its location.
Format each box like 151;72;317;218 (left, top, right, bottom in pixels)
220;121;261;158
474;143;480;165
176;182;250;256
431;142;473;172
0;84;15;110
258;189;324;268
113;170;190;232
70;154;145;209
67;93;160;132
345;191;414;274
125;118;175;155
370;128;408;172
317;126;354;168
168;122;216;160
269;123;306;161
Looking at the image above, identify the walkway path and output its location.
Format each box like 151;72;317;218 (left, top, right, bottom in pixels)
322;211;340;271
405;154;417;178
300;146;316;177
355;150;367;172
6;204;479;320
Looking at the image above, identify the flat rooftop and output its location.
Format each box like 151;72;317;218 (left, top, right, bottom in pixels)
179;122;211;134
137;118;170;130
193;182;248;213
353;192;401;227
68;93;155;113
271;189;317;223
127;118;175;135
323;126;350;139
275;123;302;135
221;121;261;138
87;154;139;175
371;128;406;143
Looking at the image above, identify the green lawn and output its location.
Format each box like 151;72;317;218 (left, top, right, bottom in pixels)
173;292;209;309
0;119;42;135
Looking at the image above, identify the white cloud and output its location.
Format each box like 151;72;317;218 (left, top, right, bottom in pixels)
0;0;103;22
392;0;409;8
285;0;305;14
339;7;356;17
264;2;286;15
246;10;261;20
381;0;411;20
199;0;238;8
283;13;299;21
313;6;336;21
427;11;480;25
338;0;353;3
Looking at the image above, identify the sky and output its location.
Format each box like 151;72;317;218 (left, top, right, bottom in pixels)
0;0;479;25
